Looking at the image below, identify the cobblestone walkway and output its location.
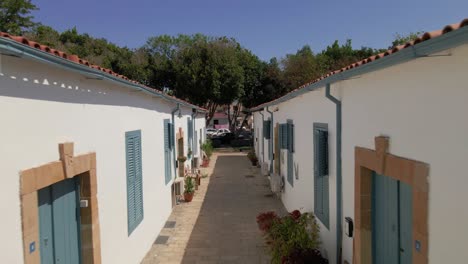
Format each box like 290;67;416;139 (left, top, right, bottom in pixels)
141;152;286;264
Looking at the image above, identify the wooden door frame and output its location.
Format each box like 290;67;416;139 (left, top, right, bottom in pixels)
354;136;429;264
20;142;101;264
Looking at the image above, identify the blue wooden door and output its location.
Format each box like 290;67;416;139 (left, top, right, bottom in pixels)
372;172;412;264
38;178;81;264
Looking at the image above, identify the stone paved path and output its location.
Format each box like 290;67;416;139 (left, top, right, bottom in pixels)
141;152;287;264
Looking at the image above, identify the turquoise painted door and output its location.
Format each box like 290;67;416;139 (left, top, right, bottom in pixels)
372;172;412;264
38;178;81;264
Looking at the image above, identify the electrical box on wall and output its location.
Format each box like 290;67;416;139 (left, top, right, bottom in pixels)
345;217;354;237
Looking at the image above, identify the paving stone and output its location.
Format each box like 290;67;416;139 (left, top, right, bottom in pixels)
141;153;286;263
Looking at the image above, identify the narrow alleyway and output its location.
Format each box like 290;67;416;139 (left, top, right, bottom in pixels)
142;152;287;264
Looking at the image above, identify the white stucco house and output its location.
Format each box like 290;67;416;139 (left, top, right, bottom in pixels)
0;32;206;263
252;19;468;264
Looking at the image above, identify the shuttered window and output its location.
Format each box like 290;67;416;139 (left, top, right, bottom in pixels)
313;123;329;228
280;124;288;149
164;119;172;184
126;130;144;234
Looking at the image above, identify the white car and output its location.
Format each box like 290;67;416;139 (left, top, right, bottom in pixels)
215;128;231;136
206;128;217;137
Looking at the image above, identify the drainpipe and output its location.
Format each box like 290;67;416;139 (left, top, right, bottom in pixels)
191;108;198;160
171;104;180;178
259;111;265;164
266;106;274;174
325;83;342;264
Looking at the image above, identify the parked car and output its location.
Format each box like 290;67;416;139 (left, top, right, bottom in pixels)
206;128;217;137
214;128;231;136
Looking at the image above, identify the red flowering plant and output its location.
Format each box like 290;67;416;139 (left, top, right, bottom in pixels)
256;209;327;264
256;211;278;233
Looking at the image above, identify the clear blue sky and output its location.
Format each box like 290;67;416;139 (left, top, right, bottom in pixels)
32;0;467;61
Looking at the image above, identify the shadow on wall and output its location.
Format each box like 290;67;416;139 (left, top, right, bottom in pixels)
0;55;171;113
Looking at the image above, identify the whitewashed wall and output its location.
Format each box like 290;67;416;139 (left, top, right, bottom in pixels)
340;43;468;264
264;88;337;262
0;54;205;264
254;43;468;264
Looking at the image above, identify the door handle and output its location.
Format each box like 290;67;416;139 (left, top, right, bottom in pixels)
400;248;405;253
43;237;48;246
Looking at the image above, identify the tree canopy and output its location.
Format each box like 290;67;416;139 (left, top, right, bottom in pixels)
2;4;409;128
0;0;37;35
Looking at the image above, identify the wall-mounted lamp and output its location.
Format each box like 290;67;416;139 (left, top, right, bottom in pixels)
177;109;182;118
274;107;279;112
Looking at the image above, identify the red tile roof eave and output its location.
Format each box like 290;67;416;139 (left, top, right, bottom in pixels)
250;18;468;111
0;32;207;112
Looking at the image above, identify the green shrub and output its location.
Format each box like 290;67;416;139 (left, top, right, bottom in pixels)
201;139;214;158
247;150;257;161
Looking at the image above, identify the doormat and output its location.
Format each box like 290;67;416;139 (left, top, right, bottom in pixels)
164;221;176;228
154;235;170;245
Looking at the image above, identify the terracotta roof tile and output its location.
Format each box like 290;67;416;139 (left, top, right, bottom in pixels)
252;18;468;110
0;32;206;111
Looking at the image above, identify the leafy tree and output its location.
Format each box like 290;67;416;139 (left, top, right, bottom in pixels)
0;0;38;35
390;32;424;48
281;45;321;91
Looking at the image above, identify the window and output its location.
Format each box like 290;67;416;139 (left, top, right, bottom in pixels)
126;130;144;234
313;123;329;228
280;124;288;149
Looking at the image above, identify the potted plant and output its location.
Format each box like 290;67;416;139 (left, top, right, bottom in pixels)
247;150;258;166
184;177;195;202
177;156;187;163
201;139;213;166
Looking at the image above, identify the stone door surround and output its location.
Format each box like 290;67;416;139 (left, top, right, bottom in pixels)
354;136;429;264
20;142;101;264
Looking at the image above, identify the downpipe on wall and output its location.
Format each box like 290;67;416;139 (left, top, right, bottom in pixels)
325;84;342;264
266;106;274;174
171;103;180;177
191;108;198;163
259;111;265;164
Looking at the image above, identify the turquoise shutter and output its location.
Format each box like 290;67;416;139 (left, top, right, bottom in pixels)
313;123;329;228
280;124;288;149
126;130;144;234
164;120;171;184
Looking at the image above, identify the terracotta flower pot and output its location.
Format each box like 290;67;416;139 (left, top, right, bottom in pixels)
184;192;194;202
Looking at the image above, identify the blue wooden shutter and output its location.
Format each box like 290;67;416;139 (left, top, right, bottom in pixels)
126;130;144;234
313;123;329;228
164;120;171;184
280;124;288;149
